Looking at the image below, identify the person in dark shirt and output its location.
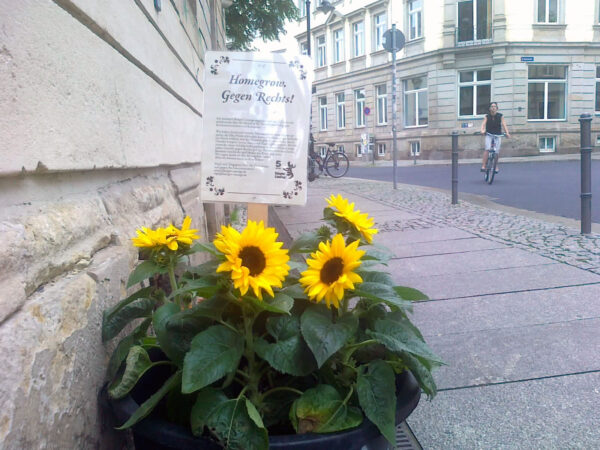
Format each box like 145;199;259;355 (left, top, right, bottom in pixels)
480;102;511;172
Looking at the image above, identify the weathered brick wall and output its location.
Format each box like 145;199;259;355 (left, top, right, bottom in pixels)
0;0;228;448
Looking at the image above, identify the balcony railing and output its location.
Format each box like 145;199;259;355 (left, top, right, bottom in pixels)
455;25;493;47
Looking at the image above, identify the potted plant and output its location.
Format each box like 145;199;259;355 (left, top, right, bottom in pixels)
102;194;442;449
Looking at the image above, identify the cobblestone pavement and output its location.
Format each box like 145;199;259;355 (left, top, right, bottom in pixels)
309;177;600;274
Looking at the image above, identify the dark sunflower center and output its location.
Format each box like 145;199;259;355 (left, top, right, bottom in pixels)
320;257;344;285
239;246;266;276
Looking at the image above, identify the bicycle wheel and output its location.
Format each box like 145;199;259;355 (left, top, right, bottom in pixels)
488;152;497;184
324;152;349;178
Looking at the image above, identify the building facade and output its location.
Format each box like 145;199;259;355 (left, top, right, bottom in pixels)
284;0;600;160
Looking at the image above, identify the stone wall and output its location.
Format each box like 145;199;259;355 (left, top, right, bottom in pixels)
0;0;228;448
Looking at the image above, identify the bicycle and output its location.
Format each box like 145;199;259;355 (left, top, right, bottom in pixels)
477;132;505;185
308;144;350;181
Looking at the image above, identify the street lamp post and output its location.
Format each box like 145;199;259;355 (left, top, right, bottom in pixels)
305;1;335;57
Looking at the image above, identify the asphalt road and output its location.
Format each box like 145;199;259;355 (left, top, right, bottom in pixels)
347;160;600;224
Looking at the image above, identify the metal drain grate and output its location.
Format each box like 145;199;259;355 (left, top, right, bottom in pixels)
396;421;422;450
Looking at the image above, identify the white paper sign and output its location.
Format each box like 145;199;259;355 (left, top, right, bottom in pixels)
201;51;313;205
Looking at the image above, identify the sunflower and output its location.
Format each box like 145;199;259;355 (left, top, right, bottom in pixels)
326;194;378;243
214;220;290;300
132;216;199;251
299;234;364;309
167;216;200;247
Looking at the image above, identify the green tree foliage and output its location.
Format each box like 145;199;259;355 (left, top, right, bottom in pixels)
225;0;299;50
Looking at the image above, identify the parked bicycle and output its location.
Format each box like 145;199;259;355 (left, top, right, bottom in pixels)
476;132;505;185
308;143;349;181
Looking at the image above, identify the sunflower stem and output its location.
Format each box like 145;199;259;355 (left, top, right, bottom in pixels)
167;265;179;307
342;339;378;363
242;305;261;406
260;386;303;401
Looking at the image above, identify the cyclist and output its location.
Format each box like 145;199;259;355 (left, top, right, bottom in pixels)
480;102;511;173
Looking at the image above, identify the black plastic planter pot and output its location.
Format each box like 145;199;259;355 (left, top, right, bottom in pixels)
105;370;421;450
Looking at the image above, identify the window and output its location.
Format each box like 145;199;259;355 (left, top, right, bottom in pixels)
408;0;423;40
333;29;344;63
356;143;363;157
596;66;600;113
316;35;326;67
403;76;428;127
459;69;491;116
337;145;345;154
457;0;492;43
319;96;328;130
376;84;388;125
319;145;328;157
300;42;308;56
353;21;365;57
527;65;567;120
355;89;365;127
378;143;386;156
374;13;387;51
539;136;556;152
336;92;346;129
537;0;558;23
410;141;421;156
298;0;307;18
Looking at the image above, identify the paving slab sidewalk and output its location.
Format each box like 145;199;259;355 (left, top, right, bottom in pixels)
271;178;600;449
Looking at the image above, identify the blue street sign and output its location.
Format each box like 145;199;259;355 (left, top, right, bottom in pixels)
364;107;371;116
521;56;534;62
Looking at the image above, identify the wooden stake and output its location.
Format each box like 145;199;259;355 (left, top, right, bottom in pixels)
248;203;268;224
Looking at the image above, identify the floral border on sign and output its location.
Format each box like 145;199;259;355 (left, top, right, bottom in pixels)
210;56;230;75
283;180;303;199
288;58;307;80
205;176;225;196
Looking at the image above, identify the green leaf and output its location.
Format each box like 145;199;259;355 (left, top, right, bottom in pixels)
103;287;153;325
244;292;294;314
170;277;219;300
400;353;438;399
357;270;394;286
290;231;321;254
357;361;397;446
188;242;219;256
281;283;308;300
301;305;358;368
116;371;182;430
182;325;244;393
254;316;316;376
368;316;444;365
361;244;393;264
245;398;265;429
394;286;429;301
153;303;187;366
202;397;269;450
186;259;221;276
107;318;152;380
353;282;412;311
290;385;362;433
102;298;155;343
127;260;168;288
189;295;229;321
288;260;307;272
190;387;229;436
108;346;153;399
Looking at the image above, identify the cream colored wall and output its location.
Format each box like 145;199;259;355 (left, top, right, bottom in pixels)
0;0;227;447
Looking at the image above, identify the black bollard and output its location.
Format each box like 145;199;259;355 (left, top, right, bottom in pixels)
452;131;459;205
579;114;592;234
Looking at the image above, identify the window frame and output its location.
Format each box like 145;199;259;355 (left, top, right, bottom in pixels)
539;136;557;152
300;41;308;56
458;69;492;118
352;21;365;57
336;92;346;129
409;140;421;156
298;0;307;18
374;13;387;51
457;0;492;45
356;143;363;157
376;84;388;125
333;28;345;63
408;0;423;41
403;77;428;128
337;145;345;154
527;65;568;121
319;96;328;131
535;0;559;24
316;35;327;68
354;88;366;127
377;143;386;156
